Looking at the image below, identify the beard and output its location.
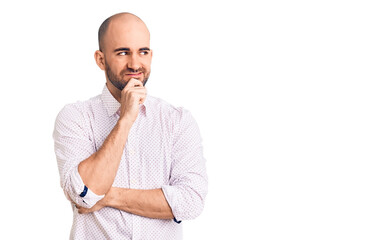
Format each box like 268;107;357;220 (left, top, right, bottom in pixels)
105;62;150;90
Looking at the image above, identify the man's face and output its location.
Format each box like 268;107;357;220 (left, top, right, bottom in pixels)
102;18;152;90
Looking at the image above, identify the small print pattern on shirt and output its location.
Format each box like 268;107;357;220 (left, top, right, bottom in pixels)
53;85;208;240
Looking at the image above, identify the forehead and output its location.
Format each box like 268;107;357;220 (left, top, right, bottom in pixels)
105;18;150;50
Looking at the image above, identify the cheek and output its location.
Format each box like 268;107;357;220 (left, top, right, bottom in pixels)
110;60;128;72
142;58;152;69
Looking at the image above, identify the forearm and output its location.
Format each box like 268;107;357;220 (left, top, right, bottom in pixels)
78;118;133;195
105;187;174;219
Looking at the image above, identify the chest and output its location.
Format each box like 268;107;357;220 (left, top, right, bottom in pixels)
90;112;173;189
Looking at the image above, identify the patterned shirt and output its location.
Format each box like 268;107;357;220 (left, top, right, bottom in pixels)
53;84;208;239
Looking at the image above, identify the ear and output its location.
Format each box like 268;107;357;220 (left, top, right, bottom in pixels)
94;50;105;70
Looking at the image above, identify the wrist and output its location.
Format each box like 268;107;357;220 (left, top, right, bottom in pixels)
117;116;135;128
104;187;117;208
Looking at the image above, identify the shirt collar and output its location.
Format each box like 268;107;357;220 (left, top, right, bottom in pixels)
101;84;149;117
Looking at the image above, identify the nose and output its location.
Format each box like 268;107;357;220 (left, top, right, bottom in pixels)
127;53;141;71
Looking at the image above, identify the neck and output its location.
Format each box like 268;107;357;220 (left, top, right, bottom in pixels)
106;80;122;102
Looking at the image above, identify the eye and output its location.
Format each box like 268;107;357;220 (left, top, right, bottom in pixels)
140;51;149;56
118;52;127;56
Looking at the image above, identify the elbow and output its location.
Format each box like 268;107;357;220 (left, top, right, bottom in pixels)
186;203;205;220
177;199;205;220
174;189;207;220
62;167;105;209
78;156;110;196
162;179;208;221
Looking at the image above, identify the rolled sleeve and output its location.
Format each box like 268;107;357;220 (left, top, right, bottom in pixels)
68;166;104;208
162;108;208;221
53;104;104;208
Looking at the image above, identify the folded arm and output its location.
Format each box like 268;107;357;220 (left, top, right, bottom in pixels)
78;187;174;219
53;103;105;208
77;109;208;222
53;80;146;208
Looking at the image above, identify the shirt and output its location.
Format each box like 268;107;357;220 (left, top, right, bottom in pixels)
53;84;208;240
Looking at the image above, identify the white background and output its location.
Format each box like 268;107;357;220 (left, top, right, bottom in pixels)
0;0;390;239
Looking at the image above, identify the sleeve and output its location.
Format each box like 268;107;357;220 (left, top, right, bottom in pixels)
53;104;104;208
161;108;208;222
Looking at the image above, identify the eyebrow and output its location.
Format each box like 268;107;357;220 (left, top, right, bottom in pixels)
114;47;150;52
114;47;130;52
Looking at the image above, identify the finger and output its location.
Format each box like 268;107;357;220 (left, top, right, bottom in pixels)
71;201;80;209
132;79;143;87
123;88;146;94
125;78;143;89
78;208;88;214
139;91;147;104
130;92;147;104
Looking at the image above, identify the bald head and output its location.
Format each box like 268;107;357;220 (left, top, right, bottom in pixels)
98;12;149;52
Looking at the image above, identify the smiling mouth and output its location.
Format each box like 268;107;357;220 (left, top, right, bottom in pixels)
125;72;142;76
125;72;143;77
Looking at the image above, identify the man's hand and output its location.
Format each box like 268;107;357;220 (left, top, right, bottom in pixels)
119;78;147;123
74;197;107;214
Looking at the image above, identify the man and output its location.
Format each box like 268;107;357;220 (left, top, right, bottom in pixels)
53;12;208;239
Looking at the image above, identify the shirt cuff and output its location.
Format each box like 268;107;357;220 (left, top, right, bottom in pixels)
69;166;104;208
162;185;182;223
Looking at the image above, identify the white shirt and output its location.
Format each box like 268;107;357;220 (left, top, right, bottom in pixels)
53;85;208;239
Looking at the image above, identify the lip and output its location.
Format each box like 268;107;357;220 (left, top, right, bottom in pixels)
125;72;143;78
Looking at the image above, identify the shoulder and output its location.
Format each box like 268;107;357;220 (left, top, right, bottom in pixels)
146;96;199;135
146;95;193;120
55;95;101;126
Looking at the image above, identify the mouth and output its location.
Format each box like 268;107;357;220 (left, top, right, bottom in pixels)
125;72;143;78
